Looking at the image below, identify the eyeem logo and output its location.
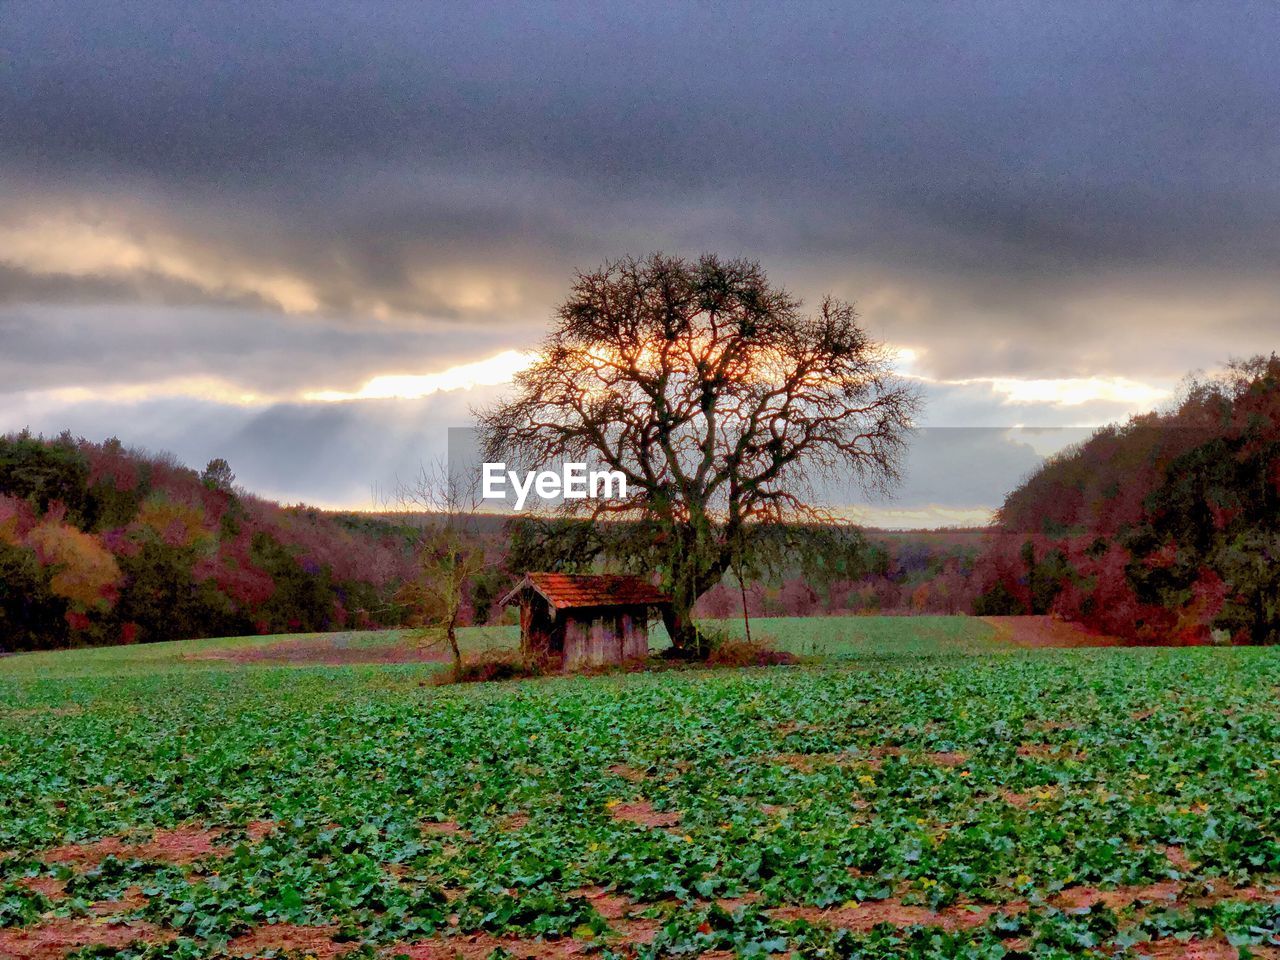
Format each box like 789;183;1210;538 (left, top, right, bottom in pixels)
482;462;628;510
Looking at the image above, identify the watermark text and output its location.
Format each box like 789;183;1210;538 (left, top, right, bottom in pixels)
482;462;628;510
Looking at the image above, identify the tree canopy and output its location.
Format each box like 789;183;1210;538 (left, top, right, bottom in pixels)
479;253;918;649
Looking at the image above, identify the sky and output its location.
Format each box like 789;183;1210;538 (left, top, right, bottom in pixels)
2;3;1276;526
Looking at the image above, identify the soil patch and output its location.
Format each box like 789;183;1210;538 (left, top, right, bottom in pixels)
923;751;969;768
1000;786;1058;807
245;819;278;841
982;616;1125;648
608;764;648;783
40;825;228;869
16;875;66;899
770;899;1016;932
388;934;591;959
37;821;278;871
1142;938;1280;959
608;800;681;829
1050;880;1181;911
89;885;149;915
769;883;1280;940
768;751;872;773
715;892;763;912
567;886;634;921
191;633;450;666
225;923;350;958
421;820;466;837
0;916;173;959
775;721;829;736
1165;845;1194;871
387;915;662;960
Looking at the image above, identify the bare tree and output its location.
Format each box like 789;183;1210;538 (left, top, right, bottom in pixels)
386;461;488;676
478;253;919;652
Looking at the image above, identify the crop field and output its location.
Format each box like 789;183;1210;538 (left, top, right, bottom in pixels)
1;618;1279;959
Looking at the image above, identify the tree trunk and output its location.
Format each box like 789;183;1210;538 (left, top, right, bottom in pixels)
662;601;701;656
446;609;462;676
659;517;732;657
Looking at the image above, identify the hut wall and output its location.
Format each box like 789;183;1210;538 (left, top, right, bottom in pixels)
588;616;606;664
620;609;649;660
562;616;593;670
560;606;651;669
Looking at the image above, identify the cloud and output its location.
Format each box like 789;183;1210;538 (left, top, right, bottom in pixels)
0;304;541;397
2;2;1276;515
306;350;537;402
913;375;1171;410
0;214;320;313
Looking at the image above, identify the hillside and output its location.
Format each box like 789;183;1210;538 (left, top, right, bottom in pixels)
0;433;422;651
974;354;1280;643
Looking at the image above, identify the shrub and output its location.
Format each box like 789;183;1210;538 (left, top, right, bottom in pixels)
973;582;1024;616
705;634;798;667
443;650;546;684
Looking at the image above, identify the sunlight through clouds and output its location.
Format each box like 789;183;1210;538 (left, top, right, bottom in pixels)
979;376;1170;408
304;349;536;402
890;343;1170;413
37;377;280;408
0;215;322;313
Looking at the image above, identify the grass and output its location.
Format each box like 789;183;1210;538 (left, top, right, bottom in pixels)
0;617;1278;958
0;626;520;679
714;614;1005;660
0;615;1000;680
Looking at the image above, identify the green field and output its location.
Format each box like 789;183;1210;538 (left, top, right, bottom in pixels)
1;617;1278;959
0;616;996;681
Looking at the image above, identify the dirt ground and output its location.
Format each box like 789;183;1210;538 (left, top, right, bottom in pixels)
183;617;1125;667
189;633;451;665
981;615;1125;648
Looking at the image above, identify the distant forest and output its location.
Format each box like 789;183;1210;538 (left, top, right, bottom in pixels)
0;434;426;650
0;432;987;653
974;354;1280;644
2;354;1276;650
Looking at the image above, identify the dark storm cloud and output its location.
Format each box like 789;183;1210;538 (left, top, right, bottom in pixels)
2;1;1278;411
7;6;1275;181
8;4;1278;242
0;263;266;310
0;304;536;396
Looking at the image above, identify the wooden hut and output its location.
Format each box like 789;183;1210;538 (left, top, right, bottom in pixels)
501;573;671;670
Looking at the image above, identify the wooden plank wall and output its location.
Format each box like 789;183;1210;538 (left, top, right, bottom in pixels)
561;607;651;669
621;611;649;660
563;617;592;669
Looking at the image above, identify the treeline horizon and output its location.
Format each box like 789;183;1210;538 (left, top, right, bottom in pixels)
0;429;991;653
0;434;425;651
3;351;1277;652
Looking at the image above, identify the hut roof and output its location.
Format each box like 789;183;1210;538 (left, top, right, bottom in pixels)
501;572;671;611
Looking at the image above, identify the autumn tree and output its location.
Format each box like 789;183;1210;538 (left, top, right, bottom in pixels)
479;253;918;651
980;353;1280;643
